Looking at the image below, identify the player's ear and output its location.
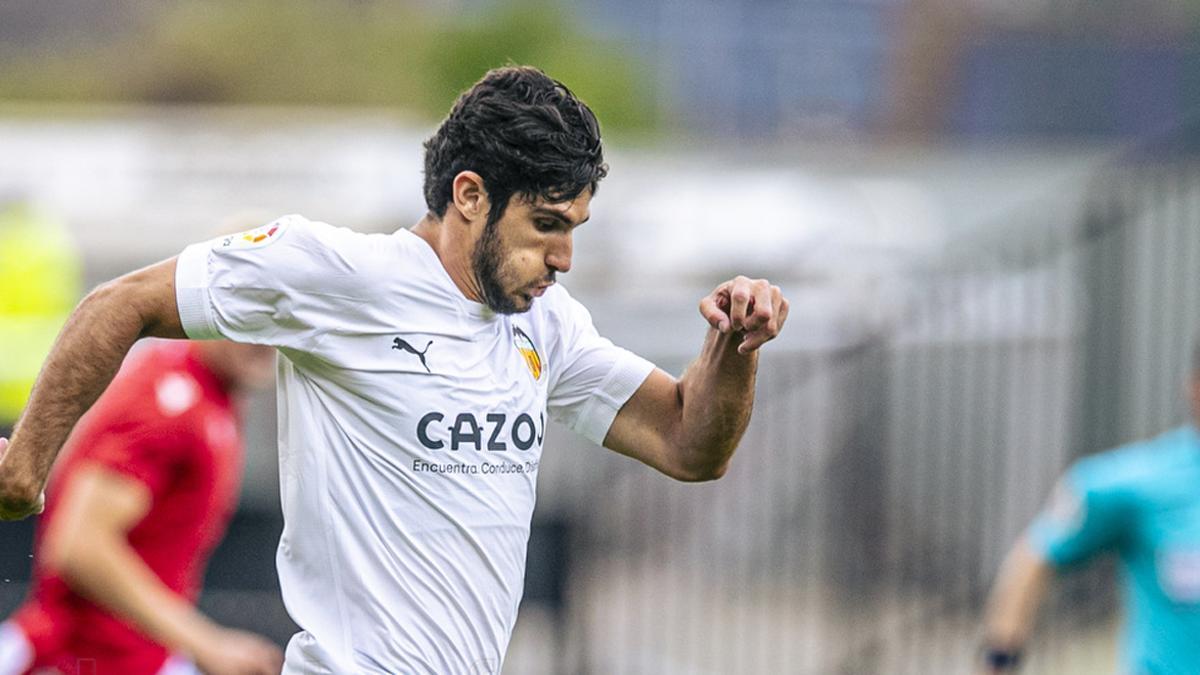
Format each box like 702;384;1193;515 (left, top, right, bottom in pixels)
451;171;489;226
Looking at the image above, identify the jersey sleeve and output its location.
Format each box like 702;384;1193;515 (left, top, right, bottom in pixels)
174;214;372;350
1027;457;1135;568
546;293;656;446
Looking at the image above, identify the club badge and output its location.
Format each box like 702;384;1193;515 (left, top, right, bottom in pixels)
513;327;542;381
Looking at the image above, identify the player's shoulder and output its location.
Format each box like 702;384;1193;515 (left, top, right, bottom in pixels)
271;214;400;267
1070;426;1200;496
215;214;414;298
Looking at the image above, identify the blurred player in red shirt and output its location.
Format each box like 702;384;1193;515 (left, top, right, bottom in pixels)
0;339;282;675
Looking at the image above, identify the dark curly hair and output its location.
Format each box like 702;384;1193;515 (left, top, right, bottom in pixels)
422;66;608;227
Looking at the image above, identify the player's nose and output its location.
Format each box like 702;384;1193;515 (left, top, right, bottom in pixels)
546;233;572;274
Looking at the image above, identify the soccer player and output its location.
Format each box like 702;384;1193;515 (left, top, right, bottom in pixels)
0;339;283;675
978;345;1200;674
0;66;789;673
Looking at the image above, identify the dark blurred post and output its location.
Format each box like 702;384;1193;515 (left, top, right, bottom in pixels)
825;338;890;673
522;517;573;674
1074;175;1130;460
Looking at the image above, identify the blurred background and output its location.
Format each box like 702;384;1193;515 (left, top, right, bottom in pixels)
2;0;1199;673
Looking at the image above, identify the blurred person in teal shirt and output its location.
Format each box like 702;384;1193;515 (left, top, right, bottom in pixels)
979;343;1200;675
0;192;81;436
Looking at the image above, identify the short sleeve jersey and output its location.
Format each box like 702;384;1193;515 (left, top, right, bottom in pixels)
174;216;655;674
12;342;243;675
1029;426;1200;675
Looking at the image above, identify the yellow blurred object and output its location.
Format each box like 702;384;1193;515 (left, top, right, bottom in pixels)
0;200;81;425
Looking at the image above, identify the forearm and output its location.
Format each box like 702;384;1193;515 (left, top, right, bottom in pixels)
674;327;758;478
981;538;1053;660
2;287;144;501
0;262;180;511
604;276;782;482
52;533;215;658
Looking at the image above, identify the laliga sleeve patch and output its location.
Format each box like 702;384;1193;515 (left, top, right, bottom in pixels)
1045;480;1086;533
215;218;290;250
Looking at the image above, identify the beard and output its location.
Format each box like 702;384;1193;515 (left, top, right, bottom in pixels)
472;218;527;315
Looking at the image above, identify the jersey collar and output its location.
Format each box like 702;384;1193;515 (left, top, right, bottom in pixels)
398;228;497;322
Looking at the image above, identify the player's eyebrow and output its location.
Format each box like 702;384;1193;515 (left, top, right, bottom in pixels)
532;206;589;227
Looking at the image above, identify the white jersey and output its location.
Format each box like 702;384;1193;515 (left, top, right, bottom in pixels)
174;216;654;674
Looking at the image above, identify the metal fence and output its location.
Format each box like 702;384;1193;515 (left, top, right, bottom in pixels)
538;123;1200;674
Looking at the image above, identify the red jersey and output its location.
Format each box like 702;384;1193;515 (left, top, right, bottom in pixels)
11;342;244;675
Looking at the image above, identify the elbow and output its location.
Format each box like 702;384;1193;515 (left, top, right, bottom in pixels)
669;455;732;483
81;278;122;309
40;530;77;579
675;467;727;483
41;548;71;583
43;540;101;594
40;528;95;586
84;278;143;327
82;277;154;336
658;433;737;482
74;280;123;330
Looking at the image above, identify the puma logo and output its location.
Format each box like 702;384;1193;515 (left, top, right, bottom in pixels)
392;338;433;373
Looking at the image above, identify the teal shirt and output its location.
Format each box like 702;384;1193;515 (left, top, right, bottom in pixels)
1030;426;1200;675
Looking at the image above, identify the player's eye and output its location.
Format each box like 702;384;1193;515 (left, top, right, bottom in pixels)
536;220;559;232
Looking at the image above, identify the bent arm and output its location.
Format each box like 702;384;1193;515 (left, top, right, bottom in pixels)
0;258;184;517
600;276;787;480
604;329;755;482
979;536;1054;672
603;277;786;482
40;465;222;658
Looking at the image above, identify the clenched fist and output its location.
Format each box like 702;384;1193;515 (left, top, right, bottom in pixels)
698;276;789;354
